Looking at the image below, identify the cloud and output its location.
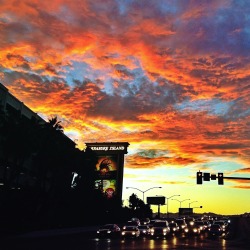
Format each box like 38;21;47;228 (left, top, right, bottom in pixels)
1;0;250;169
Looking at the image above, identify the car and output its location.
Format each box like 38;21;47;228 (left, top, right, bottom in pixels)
168;221;180;235
213;220;228;232
123;220;140;229
184;222;201;236
121;226;140;238
150;220;171;238
208;224;223;237
138;225;151;237
140;218;150;225
185;217;195;226
96;224;121;238
194;220;206;233
149;219;157;228
203;220;211;231
131;217;141;225
175;218;188;232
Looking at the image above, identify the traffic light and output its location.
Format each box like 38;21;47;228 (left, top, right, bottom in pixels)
218;172;224;185
211;174;217;180
203;172;210;181
196;171;203;184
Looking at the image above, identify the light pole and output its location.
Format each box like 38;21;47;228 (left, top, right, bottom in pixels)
193;205;203;214
171;198;190;208
189;201;198;208
166;194;180;218
126;186;162;203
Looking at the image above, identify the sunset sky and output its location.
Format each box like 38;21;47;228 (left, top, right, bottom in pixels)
0;0;249;215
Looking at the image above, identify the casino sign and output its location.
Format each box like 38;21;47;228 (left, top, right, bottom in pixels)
85;142;129;201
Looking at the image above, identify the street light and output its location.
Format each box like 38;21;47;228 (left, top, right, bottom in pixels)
189;201;198;208
193;206;202;209
193;205;203;212
126;186;162;203
171;198;190;208
166;194;180;218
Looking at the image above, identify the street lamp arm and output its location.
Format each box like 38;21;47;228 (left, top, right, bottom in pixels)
126;186;162;194
126;187;144;193
171;198;180;202
126;186;162;203
143;186;162;193
168;194;180;200
190;201;198;205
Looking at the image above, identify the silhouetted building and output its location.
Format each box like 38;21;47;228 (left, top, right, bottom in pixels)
0;82;76;190
0;82;44;122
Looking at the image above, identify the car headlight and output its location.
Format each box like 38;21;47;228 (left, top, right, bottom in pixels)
184;228;189;233
107;230;111;233
193;228;197;232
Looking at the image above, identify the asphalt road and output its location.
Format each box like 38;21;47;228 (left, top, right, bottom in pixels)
2;217;249;250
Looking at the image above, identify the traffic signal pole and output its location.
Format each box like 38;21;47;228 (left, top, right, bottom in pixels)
196;171;250;185
223;176;250;180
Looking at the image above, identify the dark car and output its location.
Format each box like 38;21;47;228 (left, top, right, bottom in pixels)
140;218;150;225
175;218;188;232
96;224;121;238
208;224;223;237
123;220;140;229
184;222;201;236
185;217;195;226
194;220;206;233
169;222;180;235
213;220;228;232
138;225;150;237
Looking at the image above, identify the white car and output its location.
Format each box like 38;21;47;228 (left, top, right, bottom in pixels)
121;226;140;238
150;220;171;238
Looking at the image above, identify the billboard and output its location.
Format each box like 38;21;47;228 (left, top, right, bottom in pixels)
94;155;118;199
179;208;193;216
147;196;165;205
85;142;129;200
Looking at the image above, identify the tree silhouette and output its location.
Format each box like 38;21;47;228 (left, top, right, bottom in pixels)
128;193;153;219
47;116;64;133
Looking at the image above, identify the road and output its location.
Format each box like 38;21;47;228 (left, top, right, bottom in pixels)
2;217;249;250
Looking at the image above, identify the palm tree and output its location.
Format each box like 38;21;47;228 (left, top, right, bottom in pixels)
47;116;64;133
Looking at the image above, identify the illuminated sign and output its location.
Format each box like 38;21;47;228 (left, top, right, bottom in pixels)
94;155;118;199
85;142;129;200
90;146;125;151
